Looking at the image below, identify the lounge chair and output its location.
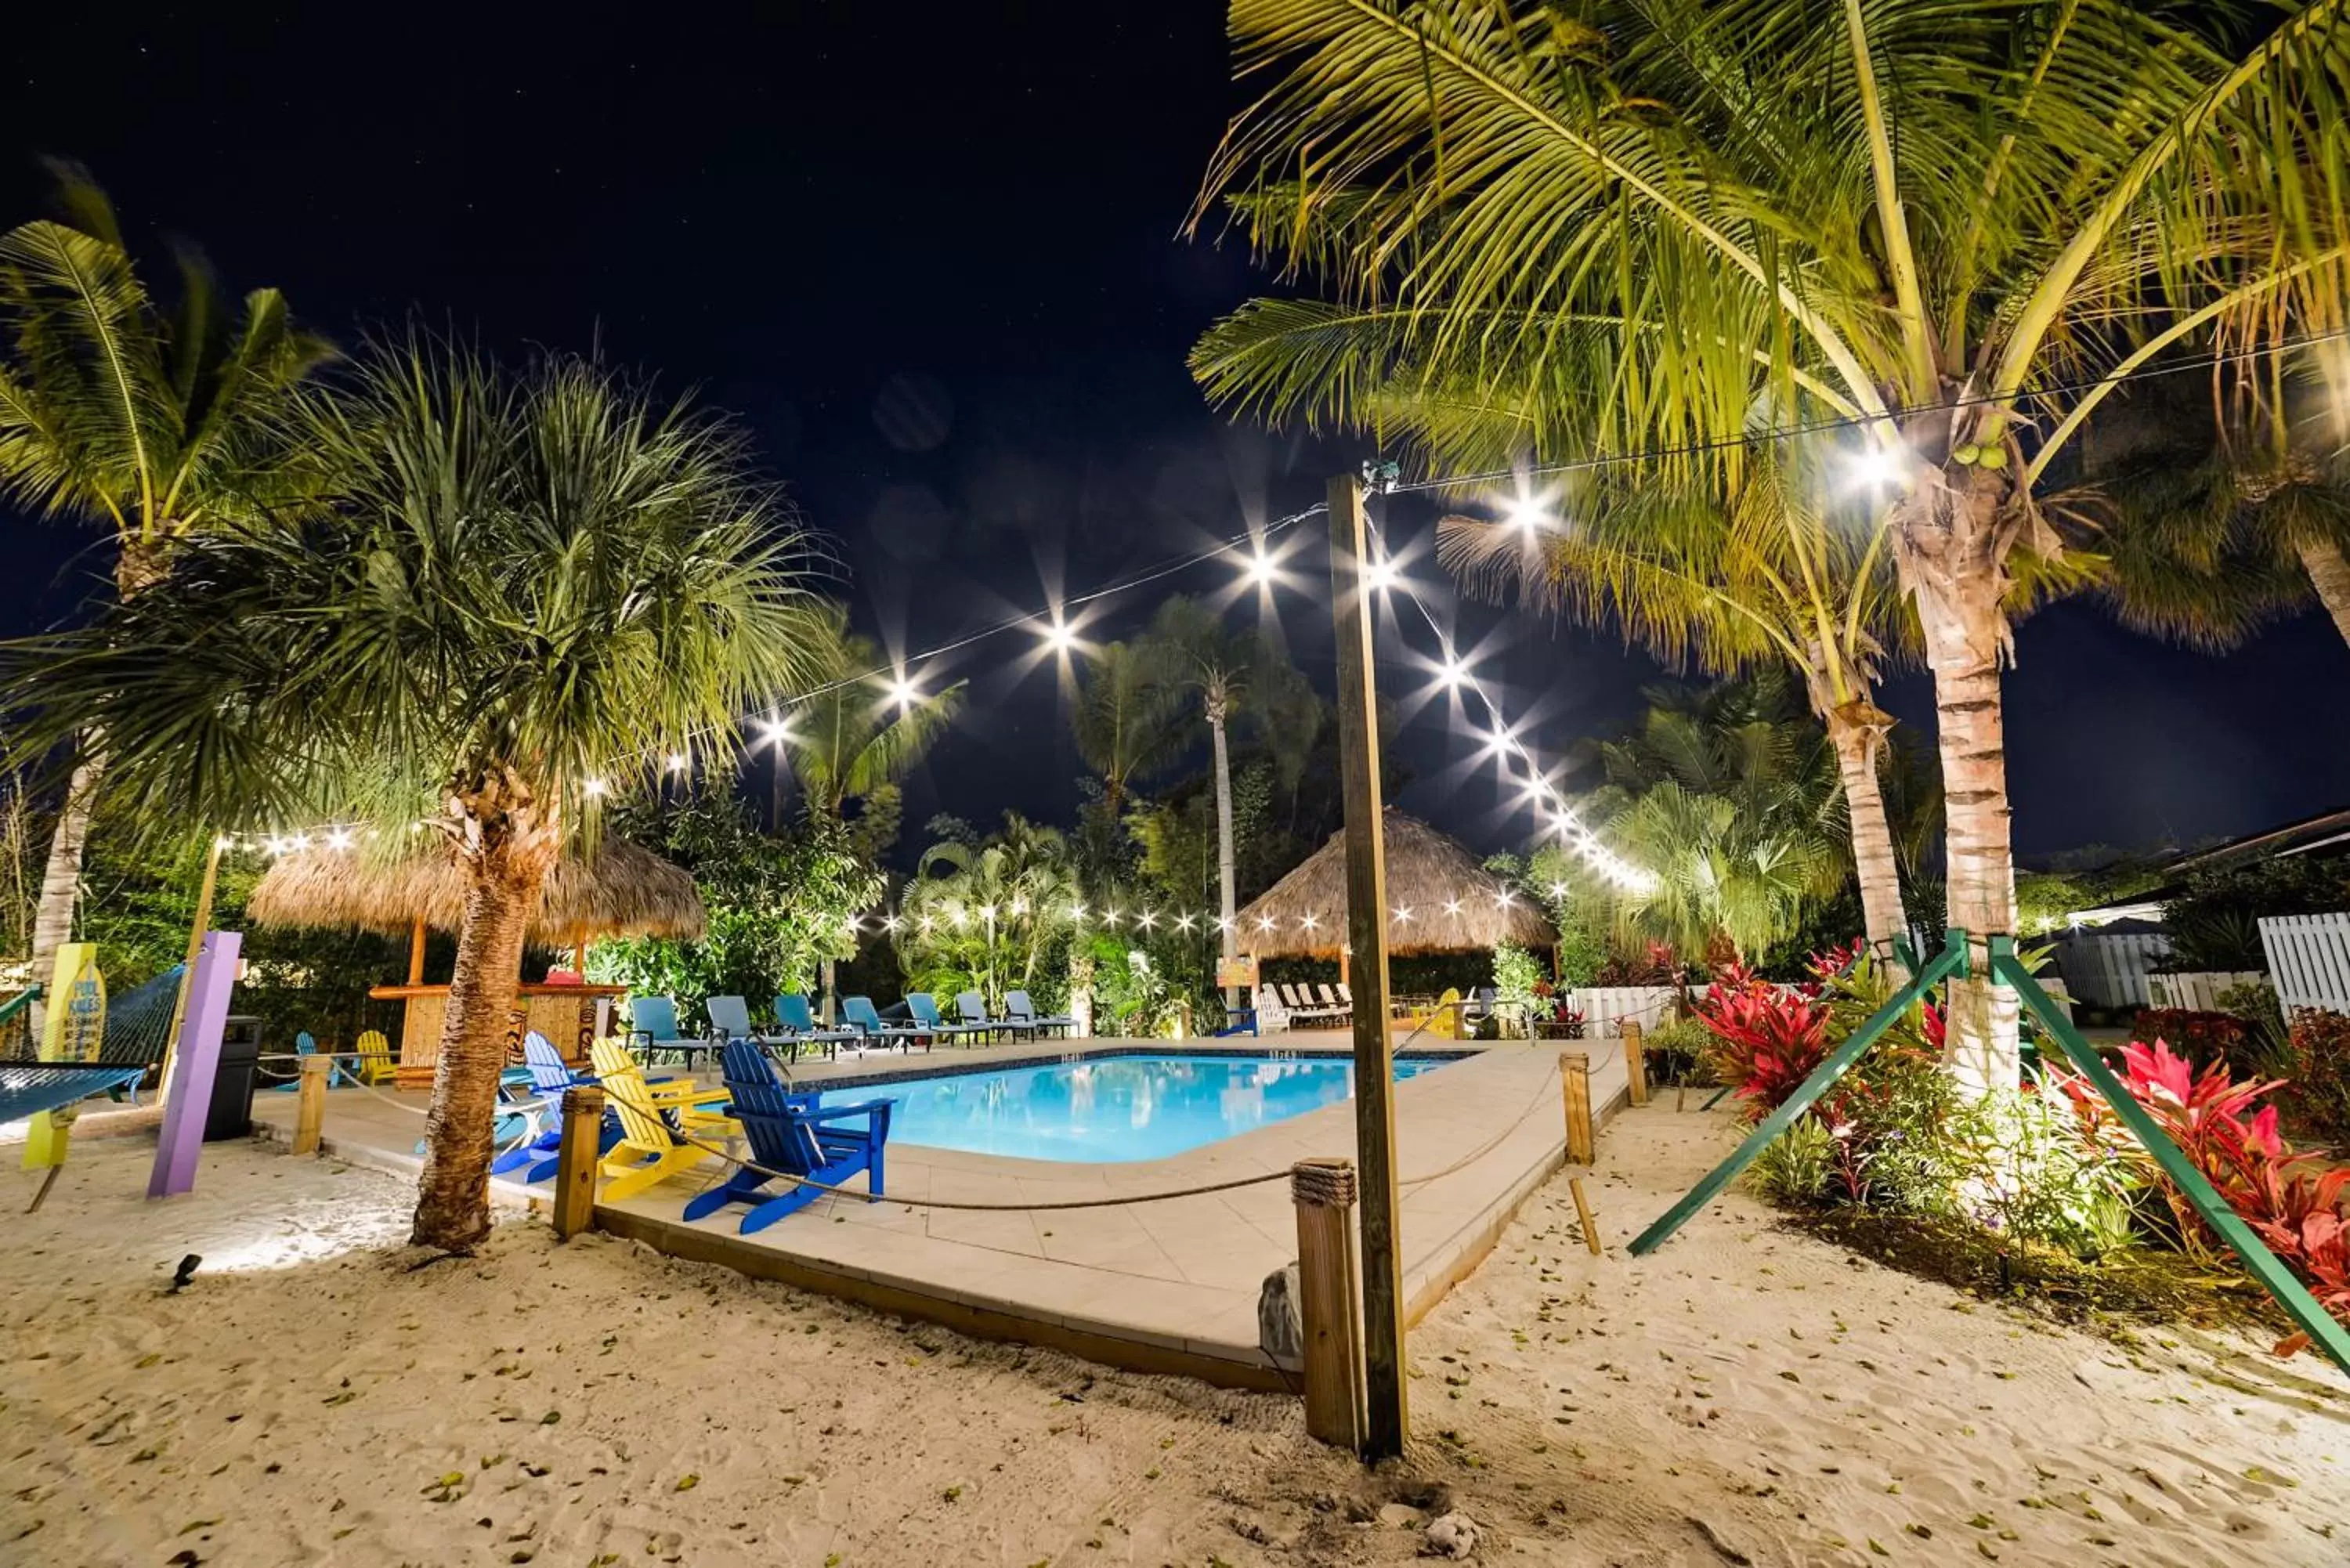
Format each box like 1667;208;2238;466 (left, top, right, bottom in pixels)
1003;989;1077;1038
956;990;1018;1041
772;993;861;1060
906;992;990;1045
706;995;763;1042
625;996;711;1066
1316;984;1343;1010
352;1028;396;1085
682;1039;893;1234
588;1037;738;1201
842;995;929;1053
1281;985;1344;1028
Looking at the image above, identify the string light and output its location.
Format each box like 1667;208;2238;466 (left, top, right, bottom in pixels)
665;752;689;774
1039;619;1077;654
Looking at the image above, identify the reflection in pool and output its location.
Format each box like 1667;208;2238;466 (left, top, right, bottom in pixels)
816;1053;1450;1162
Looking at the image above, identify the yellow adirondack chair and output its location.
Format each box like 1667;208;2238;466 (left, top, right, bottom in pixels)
588;1037;738;1202
1397;987;1464;1040
353;1028;396;1085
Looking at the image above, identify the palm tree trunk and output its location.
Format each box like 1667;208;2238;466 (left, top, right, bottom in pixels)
27;541;164;1017
411;775;559;1252
27;756;99;1010
2298;538;2350;648
1901;489;2020;1097
1210;707;1238;1009
1823;701;1910;978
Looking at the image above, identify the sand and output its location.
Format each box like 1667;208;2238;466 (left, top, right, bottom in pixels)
3;1108;2345;1566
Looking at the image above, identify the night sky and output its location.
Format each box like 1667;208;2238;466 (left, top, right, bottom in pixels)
3;3;2343;867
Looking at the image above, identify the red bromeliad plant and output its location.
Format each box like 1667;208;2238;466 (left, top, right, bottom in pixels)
1690;963;1836;1119
2053;1038;2350;1351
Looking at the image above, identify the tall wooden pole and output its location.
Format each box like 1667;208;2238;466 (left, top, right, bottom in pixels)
157;836;226;1100
1325;471;1407;1459
407;917;427;985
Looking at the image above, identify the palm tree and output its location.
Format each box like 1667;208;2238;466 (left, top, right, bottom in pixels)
0;168;331;992
1136;596;1320;993
1;338;826;1250
1441;453;1918;967
786;607;964;835
1070;640;1182;816
897;813;1080;1012
1188;0;2350;1093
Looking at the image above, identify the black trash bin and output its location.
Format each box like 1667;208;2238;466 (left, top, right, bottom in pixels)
203;1016;264;1141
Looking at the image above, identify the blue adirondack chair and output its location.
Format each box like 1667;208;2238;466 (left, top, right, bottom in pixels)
841;995;928;1053
269;1031;345;1090
681;1039;893;1234
499;1032;625;1180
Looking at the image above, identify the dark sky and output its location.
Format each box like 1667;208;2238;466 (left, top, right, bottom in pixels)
3;2;2342;868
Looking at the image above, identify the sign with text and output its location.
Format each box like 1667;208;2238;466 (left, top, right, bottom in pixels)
1216;955;1259;989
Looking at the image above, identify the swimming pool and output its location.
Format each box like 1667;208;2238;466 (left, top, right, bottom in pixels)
816;1052;1452;1163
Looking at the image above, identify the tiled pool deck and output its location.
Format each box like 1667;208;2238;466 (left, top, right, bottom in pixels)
250;1031;1628;1388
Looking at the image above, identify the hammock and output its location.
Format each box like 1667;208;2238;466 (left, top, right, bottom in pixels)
0;1062;148;1125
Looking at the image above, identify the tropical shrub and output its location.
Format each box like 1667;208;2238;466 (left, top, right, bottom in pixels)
2286;1008;2350;1149
1643;1017;1712;1086
1942;1083;2143;1259
1690;965;1834;1117
2159;859;2348;973
2130;1010;2251;1074
1748;1116;1833;1207
2216;978;2294;1081
1491;941;1543;1010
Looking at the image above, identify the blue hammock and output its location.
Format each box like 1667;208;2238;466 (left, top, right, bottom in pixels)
1;1062;148;1125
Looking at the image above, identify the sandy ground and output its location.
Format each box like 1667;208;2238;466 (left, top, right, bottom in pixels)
3;1109;2346;1567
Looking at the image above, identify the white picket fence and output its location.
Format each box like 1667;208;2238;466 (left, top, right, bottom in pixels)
1571;986;1679;1037
2259;912;2350;1014
2051;930;2172;1010
2144;970;2266;1012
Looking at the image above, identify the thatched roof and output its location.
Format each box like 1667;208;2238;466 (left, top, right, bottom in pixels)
248;836;705;943
1235;809;1556;959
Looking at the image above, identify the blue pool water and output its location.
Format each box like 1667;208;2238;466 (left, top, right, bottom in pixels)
817;1053;1450;1162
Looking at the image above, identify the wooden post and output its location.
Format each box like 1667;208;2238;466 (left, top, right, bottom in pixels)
291;1053;330;1155
407;917;426;985
1559;1051;1593;1165
1569;1176;1603;1255
157;836;227;1100
1622;1017;1649;1107
551;1086;605;1240
1292;1157;1366;1450
1325;471;1407;1460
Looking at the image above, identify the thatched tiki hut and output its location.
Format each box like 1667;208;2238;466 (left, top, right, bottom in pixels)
1235;809;1556;978
250;838;703;1084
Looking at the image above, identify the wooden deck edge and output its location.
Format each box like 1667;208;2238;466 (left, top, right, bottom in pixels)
589;1204;1292;1395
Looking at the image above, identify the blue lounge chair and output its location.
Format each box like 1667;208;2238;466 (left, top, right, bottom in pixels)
772;993;859;1060
955;990;1018;1041
906;992;989;1045
841;995;928;1053
706;995;764;1042
1003;989;1077;1038
682;1039;893;1234
626;996;711;1066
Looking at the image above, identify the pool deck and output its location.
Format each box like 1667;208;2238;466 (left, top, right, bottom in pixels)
249;1031;1629;1389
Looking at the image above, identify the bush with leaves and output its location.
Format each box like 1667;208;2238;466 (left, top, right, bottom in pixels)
2216;978;2294;1081
2129;1009;2251;1075
2159;858;2348;973
1689;963;1835;1116
2285;1008;2350;1150
586;789;881;1022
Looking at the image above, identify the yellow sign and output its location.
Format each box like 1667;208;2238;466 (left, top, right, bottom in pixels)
1216;955;1259;989
25;944;107;1169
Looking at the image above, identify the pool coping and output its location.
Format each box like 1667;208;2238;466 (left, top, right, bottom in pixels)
251;1031;1630;1392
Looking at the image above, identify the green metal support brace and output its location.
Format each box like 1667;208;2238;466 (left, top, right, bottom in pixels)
1990;938;2350;1378
1629;930;1968;1256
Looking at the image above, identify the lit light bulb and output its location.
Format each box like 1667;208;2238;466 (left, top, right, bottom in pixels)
757;712;793;749
1256;913;1278;932
1437;656;1466;688
1175;913;1195;933
583;777;609;799
1549;881;1567;901
1365;555;1398;592
1216;915;1234;933
1137;910;1159;930
1505;496;1550;535
1245;551;1275;587
1300;912;1320;932
1393;905;1414;923
1846;441;1910;491
888;676;920;712
1067;902;1086;921
1039;619;1076;653
325;828;354;851
666;752;689;775
1443;898;1463;917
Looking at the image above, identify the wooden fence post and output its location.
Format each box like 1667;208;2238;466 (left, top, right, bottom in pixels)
1292;1157;1366;1451
291;1053;330;1155
552;1086;605;1241
1622;1018;1649;1107
1569;1176;1603;1255
1559;1051;1593;1165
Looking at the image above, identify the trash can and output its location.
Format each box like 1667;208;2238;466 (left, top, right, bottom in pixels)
203;1016;264;1141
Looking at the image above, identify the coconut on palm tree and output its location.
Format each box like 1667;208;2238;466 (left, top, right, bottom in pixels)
0;167;331;992
1;338;827;1250
1136;595;1319;997
1189;0;2350;1093
1441;453;1919;967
